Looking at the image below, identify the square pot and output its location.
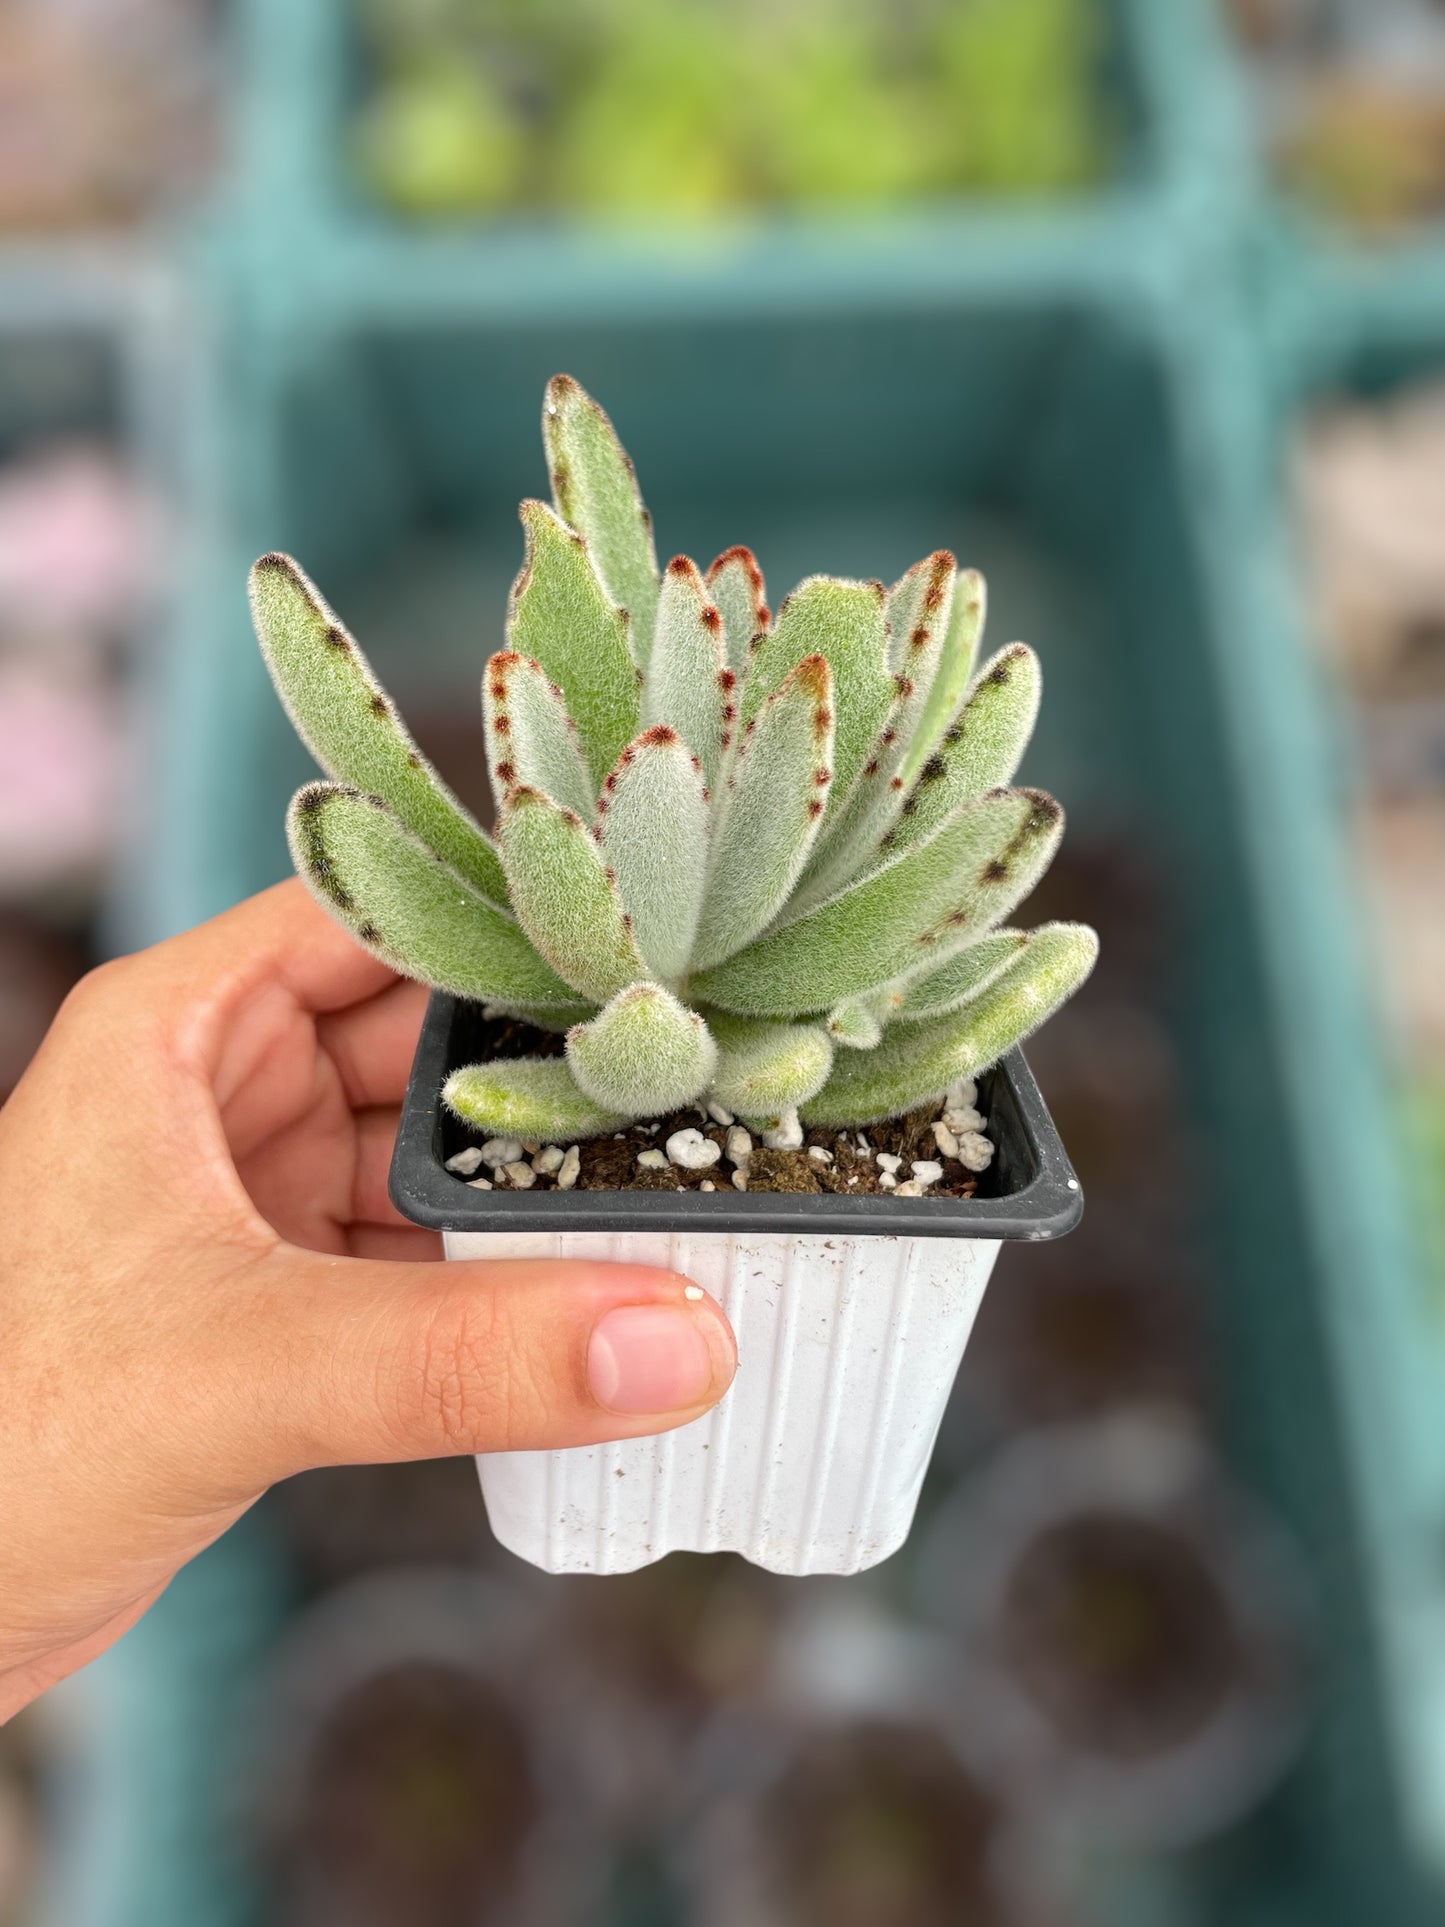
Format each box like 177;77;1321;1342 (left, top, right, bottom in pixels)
391;992;1083;1578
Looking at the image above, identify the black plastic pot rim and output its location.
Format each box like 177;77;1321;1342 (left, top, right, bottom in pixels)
390;992;1084;1243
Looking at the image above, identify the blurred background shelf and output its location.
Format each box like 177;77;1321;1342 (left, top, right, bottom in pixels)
5;2;1445;1925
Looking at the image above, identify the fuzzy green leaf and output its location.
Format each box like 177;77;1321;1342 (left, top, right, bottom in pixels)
898;569;987;787
599;726;709;980
694;788;1063;1016
567;982;718;1117
802;923;1099;1125
483;650;594;819
825;994;889;1049
286;783;577;1007
252;553;508;906
642;556;730;785
889;928;1031;1022
445;1058;623;1140
690;655;835;970
498;785;646;1002
741;576;891;817
542;374;659;659
708;1014;834;1114
885;644;1041;860
707;545;769;674
507;500;642;787
790;551;957;913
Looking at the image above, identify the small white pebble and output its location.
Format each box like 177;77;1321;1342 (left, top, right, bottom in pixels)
911;1160;944;1187
847;1174;858;1185
613;1133;626;1141
644;1120;661;1134
878;1171;898;1190
532;1144;565;1175
731;1168;748;1191
503;1160;536;1189
807;1145;833;1165
706;1100;735;1127
856;1133;871;1152
932;1121;960;1160
875;1152;902;1175
955;1130;994;1173
725;1125;753;1168
943;1106;986;1137
762;1107;804;1151
445;1146;486;1176
700;1180;716;1193
945;1077;978;1112
480;1137;524;1170
637;1148;670;1171
894;1179;924;1197
465;1176;493;1190
666;1127;722;1171
556;1145;581;1190
683;1284;705;1301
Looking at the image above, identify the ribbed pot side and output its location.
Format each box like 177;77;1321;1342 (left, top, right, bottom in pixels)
445;1229;1001;1577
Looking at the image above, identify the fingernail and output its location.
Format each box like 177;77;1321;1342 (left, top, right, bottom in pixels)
588;1304;717;1415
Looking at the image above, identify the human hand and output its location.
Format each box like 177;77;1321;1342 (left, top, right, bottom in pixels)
0;881;736;1720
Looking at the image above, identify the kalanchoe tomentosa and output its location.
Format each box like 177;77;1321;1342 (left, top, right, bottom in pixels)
252;375;1097;1140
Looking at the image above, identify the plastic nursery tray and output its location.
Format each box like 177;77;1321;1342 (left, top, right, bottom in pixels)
390;991;1084;1243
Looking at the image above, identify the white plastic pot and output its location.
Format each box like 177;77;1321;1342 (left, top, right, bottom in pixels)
393;994;1084;1580
446;1228;1000;1576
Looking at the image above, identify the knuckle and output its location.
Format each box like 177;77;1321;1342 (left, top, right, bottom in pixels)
402;1293;569;1454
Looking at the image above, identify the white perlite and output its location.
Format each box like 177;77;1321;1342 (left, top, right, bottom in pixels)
911;1160;944;1187
706;1100;735;1127
875;1151;902;1175
700;1180;716;1192
466;1176;493;1190
480;1137;525;1170
943;1106;987;1137
532;1145;565;1175
878;1171;898;1191
945;1077;978;1113
445;1146;486;1176
955;1131;994;1173
731;1168;748;1191
762;1108;804;1151
556;1146;581;1190
725;1125;753;1168
503;1160;537;1189
807;1145;833;1165
931;1121;960;1160
637;1148;670;1172
894;1180;924;1196
666;1127;722;1171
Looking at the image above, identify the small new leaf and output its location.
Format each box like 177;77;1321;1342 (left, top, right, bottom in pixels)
887;644;1041;857
899;569;987;786
643;556;729;784
707;1015;835;1115
802;922;1099;1124
707;545;769;674
567;983;718;1117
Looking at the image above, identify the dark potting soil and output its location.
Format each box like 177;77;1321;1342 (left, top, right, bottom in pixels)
457;1015;984;1200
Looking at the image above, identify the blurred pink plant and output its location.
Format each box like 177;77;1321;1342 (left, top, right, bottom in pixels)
0;446;160;637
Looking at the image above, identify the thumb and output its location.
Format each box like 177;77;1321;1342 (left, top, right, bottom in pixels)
229;1247;738;1485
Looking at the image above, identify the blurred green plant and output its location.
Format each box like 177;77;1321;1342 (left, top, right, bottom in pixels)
353;0;1118;220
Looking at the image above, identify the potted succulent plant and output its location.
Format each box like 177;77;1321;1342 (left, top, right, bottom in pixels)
251;375;1096;1577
